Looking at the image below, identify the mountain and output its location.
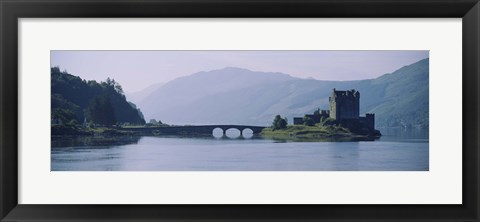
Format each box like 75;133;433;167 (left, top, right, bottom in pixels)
359;58;429;128
137;59;429;128
139;67;295;122
125;82;164;104
51;67;146;125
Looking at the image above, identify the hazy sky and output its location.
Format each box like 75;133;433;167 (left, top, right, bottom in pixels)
51;50;428;92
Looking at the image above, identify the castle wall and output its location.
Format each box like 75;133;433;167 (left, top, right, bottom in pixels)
293;110;329;125
358;114;375;130
293;117;304;125
365;113;375;130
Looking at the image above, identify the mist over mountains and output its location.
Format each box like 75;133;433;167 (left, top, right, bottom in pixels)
126;82;164;104
132;58;429;128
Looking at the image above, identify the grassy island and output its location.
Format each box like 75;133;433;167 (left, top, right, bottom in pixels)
261;125;379;142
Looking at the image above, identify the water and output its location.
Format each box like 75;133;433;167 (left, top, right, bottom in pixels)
51;128;428;171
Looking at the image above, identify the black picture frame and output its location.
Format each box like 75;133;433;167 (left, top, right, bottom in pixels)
1;0;479;221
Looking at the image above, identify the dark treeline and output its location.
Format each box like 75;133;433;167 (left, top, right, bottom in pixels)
51;67;146;126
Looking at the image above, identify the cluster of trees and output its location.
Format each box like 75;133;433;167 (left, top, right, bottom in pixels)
51;67;146;127
146;119;168;127
271;115;288;130
85;95;116;126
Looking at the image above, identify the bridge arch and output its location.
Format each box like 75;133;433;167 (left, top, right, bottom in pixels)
212;127;224;138
241;128;254;139
224;128;241;138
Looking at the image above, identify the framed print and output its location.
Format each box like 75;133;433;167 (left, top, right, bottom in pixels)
1;0;479;221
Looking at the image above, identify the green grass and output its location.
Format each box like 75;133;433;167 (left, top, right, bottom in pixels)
121;125;146;128
260;125;369;142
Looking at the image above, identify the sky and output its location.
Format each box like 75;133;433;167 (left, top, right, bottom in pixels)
51;50;429;92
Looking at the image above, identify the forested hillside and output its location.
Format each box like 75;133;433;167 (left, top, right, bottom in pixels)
51;67;145;126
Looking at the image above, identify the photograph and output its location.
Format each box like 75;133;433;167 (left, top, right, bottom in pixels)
50;50;429;171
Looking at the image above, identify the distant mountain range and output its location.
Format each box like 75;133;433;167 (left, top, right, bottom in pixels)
131;58;429;128
126;82;164;104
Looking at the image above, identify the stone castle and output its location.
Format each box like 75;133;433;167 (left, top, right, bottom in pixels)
293;88;375;131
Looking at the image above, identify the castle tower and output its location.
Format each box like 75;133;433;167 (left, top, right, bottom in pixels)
329;88;360;120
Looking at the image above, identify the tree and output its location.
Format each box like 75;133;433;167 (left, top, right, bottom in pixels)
272;115;288;130
149;119;158;125
105;77;114;86
52;108;77;124
114;84;124;94
279;117;288;129
303;115;315;126
85;95;116;126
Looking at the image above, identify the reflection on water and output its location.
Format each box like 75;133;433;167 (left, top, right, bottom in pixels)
379;127;429;140
51;128;429;171
51;136;142;148
377;127;429;141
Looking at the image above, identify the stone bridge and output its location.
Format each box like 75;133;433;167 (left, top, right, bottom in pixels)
123;125;267;137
